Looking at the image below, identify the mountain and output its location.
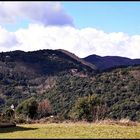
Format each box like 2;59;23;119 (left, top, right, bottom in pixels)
0;49;140;121
84;54;140;72
58;49;96;70
0;49;96;111
0;49;96;76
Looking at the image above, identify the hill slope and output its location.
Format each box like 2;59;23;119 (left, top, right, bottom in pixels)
0;49;96;111
0;49;96;76
43;65;140;121
84;54;140;71
0;50;140;121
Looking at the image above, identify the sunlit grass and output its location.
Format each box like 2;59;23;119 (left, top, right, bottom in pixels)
0;123;140;138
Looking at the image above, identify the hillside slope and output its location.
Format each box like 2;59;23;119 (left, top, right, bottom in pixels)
0;49;96;111
44;65;140;121
84;54;140;72
0;50;140;121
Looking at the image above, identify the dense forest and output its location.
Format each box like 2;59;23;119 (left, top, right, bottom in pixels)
0;50;140;122
43;66;140;121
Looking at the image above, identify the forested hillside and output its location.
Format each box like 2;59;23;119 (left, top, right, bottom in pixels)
0;49;96;112
0;50;139;121
44;66;140;121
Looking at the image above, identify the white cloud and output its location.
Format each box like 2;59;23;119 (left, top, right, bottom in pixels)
0;2;73;26
0;26;18;49
0;24;140;59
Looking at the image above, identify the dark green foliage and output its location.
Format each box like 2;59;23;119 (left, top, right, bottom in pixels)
16;97;38;119
0;49;96;111
5;108;15;118
69;95;105;122
0;97;5;105
5;108;15;122
44;66;140;121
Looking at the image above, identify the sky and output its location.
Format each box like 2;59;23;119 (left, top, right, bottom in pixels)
0;1;140;58
62;2;140;35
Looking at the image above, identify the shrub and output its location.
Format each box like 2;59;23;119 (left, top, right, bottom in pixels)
5;108;15;122
15;114;26;124
69;95;107;122
16;97;38;119
37;99;53;118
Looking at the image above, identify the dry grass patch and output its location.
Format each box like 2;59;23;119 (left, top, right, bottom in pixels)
94;119;138;126
0;122;140;138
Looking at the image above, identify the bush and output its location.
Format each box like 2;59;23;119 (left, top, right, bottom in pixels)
69;95;107;122
15;114;26;124
16;97;38;119
5;108;15;123
37;99;53;119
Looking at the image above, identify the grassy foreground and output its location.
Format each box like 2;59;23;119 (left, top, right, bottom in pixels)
0;123;140;138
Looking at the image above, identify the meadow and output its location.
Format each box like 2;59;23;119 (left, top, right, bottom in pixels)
0;122;140;139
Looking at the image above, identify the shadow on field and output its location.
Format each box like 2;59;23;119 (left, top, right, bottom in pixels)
0;126;38;133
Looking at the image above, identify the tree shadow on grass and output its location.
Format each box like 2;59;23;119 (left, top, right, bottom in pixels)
0;126;38;133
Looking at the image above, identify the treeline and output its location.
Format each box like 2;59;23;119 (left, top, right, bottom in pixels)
0;95;107;123
0;97;53;123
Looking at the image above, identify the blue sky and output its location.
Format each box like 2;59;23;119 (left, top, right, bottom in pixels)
62;2;140;35
3;19;30;32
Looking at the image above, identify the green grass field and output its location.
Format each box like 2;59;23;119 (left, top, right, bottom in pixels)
0;123;140;138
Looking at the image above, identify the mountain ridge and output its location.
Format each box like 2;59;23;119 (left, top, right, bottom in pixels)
83;54;140;71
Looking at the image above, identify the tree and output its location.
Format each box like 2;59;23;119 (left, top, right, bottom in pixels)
5;108;15;122
16;97;38;119
37;99;52;118
69;95;107;122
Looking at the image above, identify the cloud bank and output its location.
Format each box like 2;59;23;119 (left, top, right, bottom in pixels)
0;2;73;26
0;24;140;59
